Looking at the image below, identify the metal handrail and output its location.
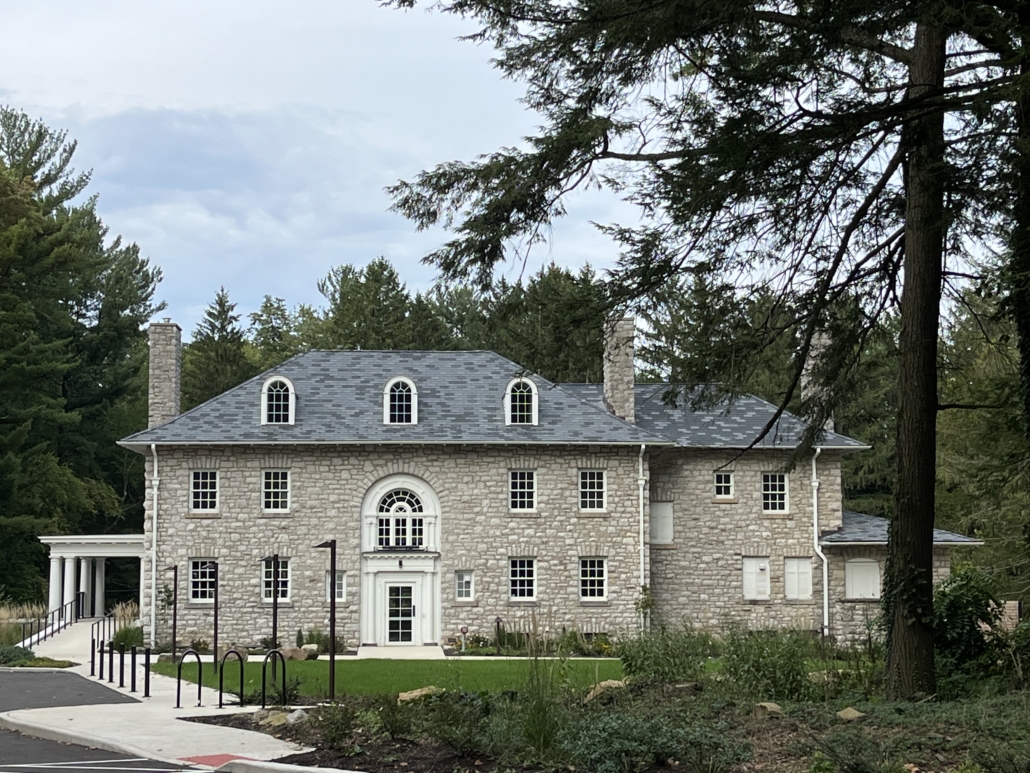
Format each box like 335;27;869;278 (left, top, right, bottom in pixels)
19;592;84;648
260;650;287;708
218;650;246;708
176;648;203;708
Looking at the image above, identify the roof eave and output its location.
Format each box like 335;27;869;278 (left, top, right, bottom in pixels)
118;438;677;451
821;539;983;547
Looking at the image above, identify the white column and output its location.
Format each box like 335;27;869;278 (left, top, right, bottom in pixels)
95;558;106;617
62;557;77;618
79;558;93;617
48;556;63;613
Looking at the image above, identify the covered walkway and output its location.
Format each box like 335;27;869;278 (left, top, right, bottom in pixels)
40;535;145;617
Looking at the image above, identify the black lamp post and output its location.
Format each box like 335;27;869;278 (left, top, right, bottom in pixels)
164;565;178;662
201;561;219;674
314;539;337;701
261;554;280;677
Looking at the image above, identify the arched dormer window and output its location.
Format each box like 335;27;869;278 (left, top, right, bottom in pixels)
383;377;418;424
261;376;296;425
504;378;538;426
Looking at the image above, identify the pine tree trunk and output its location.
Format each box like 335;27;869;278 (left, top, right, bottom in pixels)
885;21;946;701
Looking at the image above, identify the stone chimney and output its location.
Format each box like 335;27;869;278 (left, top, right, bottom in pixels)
148;319;182;428
801;330;834;432
603;317;636;423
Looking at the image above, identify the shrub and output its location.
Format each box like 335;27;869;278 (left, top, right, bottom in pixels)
112;626;144;648
422;692;491;757
372;694;414;739
933;566;1004;676
316;701;358;749
721;628;815;702
617;628;717;682
0;645;34;666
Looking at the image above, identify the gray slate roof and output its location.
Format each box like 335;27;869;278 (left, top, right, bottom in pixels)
120;350;669;448
560;384;867;450
820;511;982;546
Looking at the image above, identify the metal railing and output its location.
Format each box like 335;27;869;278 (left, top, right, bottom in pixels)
19;592;84;648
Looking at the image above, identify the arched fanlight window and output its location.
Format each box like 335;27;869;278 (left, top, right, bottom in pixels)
384;377;418;424
505;378;538;426
261;376;296;425
377;489;425;548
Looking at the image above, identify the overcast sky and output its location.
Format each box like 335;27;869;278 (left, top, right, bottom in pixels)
0;0;627;336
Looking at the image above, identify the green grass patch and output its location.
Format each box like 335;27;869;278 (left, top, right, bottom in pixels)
153;657;622;698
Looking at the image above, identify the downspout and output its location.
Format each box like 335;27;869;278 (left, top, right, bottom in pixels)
149;443;160;648
811;448;829;637
638;444;647;629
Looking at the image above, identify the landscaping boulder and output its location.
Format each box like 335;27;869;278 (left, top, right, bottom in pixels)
753;702;784;719
398;685;445;703
670;682;702;695
301;643;320;654
260;710;290;727
216;645;248;662
583;679;626;703
279;647;307;661
286;709;309;725
837;707;866;721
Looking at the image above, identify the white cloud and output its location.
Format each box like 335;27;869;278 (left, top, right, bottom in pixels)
1;0;636;335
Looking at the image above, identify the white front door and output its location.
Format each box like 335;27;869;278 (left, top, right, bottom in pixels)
386;584;417;644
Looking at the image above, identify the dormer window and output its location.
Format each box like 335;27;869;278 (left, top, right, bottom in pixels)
384;377;418;425
261;376;296;425
505;378;538;426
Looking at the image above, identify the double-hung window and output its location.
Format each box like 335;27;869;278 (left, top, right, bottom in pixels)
189;559;217;602
262;558;290;602
714;472;734;499
649;502;674;545
509;470;536;510
191;471;218;511
579;558;606;599
509;558;535;599
761;473;789;513
263;470;290;512
579;470;606;511
325;570;346;602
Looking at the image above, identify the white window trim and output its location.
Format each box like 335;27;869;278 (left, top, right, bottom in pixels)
578;469;607;512
262;469;291;513
845;558;882;600
508;469;537;512
325;570;346;602
188;558;217;604
714;471;735;499
649;501;674;545
260;375;297;426
742;556;771;600
784;556;813;600
509;557;536;600
262;558;291;603
383;376;418;425
761;472;790;514
579;557;607;600
455;570;474;601
189;470;219;513
504;377;539;426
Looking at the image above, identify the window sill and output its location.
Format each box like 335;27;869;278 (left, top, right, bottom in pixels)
453;600;479;607
260;512;292;518
579;599;609;607
576;511;609;518
842;598;880;604
185;602;215;609
711;497;738;504
261;601;294;608
784;598;815;604
742;598;772;604
187;511;220;519
649;543;677;550
508;599;538;606
322;599;348;605
508;511;540;518
761;511;792;518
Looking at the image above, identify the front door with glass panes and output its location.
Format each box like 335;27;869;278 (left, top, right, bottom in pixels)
381;577;423;645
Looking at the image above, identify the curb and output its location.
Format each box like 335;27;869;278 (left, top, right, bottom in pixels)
0;712;195;769
217;761;368;773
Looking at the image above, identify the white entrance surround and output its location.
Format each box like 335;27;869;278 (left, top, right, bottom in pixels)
359;474;441;647
39;535;145;616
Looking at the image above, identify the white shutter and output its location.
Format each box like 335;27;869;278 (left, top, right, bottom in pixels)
846;559;881;599
742;557;770;600
785;558;813;600
649;502;674;544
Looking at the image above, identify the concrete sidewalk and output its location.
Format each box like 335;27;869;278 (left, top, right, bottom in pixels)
1;622;312;770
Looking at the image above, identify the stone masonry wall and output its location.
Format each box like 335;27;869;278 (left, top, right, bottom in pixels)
647;448;843;633
141;444;646;649
828;546;953;644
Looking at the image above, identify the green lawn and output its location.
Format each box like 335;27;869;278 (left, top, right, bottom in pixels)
152;657;623;698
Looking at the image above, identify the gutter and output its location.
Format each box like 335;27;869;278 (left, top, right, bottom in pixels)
811;449;830;638
638;443;647;630
821;540;985;547
149;444;159;648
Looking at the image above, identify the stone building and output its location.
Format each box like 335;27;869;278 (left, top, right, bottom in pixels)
111;318;978;651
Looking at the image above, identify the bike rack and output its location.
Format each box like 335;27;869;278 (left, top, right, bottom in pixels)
218;650;246;709
260;650;287;708
176;648;203;708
